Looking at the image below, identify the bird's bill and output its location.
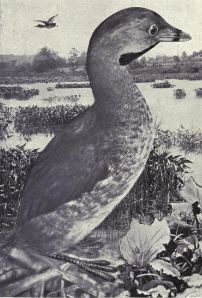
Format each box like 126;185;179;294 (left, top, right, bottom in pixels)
157;27;191;42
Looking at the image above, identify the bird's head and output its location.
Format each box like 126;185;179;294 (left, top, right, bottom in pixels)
87;7;191;70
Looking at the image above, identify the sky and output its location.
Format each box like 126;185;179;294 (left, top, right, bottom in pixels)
0;0;201;58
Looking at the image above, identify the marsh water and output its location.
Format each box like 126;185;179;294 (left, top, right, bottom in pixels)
1;79;202;183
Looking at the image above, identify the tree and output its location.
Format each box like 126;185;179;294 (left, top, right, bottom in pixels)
66;48;86;72
181;51;187;60
0;62;7;70
173;55;180;62
15;63;32;75
32;47;66;72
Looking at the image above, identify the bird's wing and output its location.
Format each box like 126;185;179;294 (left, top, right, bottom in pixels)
16;110;109;253
48;14;58;23
34;24;45;28
34;20;47;24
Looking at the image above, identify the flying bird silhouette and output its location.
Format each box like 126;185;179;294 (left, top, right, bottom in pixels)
0;7;191;294
34;14;58;29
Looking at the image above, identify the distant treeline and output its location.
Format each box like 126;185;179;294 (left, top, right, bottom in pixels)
0;47;202;81
129;50;202;75
0;47;86;77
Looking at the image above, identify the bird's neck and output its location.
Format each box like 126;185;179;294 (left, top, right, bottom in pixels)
87;56;153;130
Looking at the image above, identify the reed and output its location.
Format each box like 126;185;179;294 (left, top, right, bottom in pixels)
14;104;87;136
0;145;39;230
0;86;39;100
155;129;202;154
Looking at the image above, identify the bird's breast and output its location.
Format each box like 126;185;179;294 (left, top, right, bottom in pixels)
65;113;155;244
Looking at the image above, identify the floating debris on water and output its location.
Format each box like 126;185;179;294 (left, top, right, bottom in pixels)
151;80;175;88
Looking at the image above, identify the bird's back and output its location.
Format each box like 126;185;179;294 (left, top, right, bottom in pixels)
17;107;109;226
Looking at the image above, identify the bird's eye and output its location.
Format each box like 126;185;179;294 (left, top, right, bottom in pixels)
149;24;158;36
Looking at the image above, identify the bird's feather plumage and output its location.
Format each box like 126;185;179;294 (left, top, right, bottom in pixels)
17;108;109;224
34;20;47;24
48;15;58;23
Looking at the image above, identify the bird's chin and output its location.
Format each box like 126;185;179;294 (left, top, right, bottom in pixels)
119;43;158;66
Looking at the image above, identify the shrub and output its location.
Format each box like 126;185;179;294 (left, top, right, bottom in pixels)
0;146;39;230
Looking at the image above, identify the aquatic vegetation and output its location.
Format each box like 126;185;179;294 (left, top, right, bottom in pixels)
131;149;190;217
14;104;87;136
151;80;175;88
117;219;202;297
117;206;202;297
195;88;202;97
155;129;202;154
43;94;81;103
55;82;90;88
0;145;39;230
0;85;39;100
102;147;191;231
0;105;13;140
174;88;186;99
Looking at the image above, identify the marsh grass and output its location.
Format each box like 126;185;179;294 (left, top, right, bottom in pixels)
0;145;39;230
0;104;13;140
14;104;87;136
0;86;39;100
155;129;202;154
102;146;191;230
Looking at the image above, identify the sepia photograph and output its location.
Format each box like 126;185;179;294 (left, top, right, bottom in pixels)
0;0;202;296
